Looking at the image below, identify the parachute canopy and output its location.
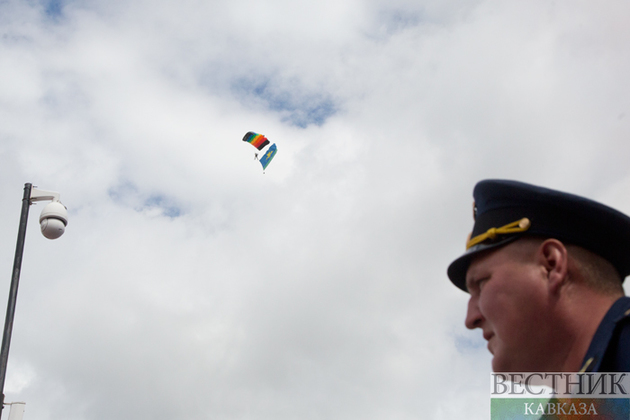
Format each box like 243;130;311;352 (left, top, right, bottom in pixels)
242;131;270;151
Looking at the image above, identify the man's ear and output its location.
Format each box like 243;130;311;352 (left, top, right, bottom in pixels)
537;239;569;292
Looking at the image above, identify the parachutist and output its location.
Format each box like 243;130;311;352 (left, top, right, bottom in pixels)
242;131;277;171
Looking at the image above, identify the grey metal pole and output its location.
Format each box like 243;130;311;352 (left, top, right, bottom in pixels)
0;184;32;418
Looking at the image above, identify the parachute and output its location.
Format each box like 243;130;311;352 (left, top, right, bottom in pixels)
242;131;278;172
242;132;270;151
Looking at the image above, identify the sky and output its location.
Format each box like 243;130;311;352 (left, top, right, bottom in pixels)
1;0;630;419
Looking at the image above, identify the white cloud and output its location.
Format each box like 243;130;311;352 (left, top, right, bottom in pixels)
0;0;629;418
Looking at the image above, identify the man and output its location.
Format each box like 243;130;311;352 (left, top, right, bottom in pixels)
447;179;630;372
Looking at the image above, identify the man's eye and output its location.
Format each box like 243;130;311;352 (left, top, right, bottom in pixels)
476;277;490;290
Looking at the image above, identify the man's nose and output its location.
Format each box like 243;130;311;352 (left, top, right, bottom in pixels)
465;297;484;329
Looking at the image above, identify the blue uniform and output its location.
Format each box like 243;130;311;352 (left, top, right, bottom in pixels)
580;296;630;372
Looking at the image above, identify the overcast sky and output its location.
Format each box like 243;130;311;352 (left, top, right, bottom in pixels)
1;0;630;419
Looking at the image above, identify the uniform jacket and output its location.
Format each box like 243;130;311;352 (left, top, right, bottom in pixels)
580;296;630;372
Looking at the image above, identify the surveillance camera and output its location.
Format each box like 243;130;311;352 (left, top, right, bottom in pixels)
39;201;68;239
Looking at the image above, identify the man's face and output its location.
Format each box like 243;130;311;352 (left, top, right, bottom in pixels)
464;241;556;372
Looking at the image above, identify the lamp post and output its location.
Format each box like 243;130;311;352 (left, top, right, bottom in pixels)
0;183;68;418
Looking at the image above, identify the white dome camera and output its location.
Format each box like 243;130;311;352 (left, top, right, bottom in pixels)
39;201;68;240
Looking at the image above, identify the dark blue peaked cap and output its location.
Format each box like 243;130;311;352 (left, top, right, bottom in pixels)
447;180;630;292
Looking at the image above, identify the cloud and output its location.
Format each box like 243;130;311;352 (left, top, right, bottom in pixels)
0;0;629;419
